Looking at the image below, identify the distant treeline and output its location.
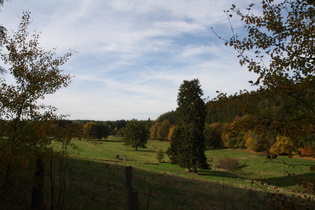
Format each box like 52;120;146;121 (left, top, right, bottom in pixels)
149;88;315;157
16;87;312;156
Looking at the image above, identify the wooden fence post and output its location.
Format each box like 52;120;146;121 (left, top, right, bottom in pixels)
125;166;139;210
31;155;45;210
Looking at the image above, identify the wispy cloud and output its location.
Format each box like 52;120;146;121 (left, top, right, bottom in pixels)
0;0;257;120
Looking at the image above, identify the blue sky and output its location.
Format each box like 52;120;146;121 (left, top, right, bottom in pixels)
0;0;258;121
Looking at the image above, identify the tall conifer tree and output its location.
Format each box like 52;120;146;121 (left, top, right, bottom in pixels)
167;79;209;173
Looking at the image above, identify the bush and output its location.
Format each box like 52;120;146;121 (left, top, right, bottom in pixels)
156;149;164;163
221;123;246;149
244;129;275;152
298;147;315;157
269;136;295;155
216;158;240;172
298;141;315;157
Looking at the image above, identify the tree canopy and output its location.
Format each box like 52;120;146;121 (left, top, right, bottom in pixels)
0;10;74;145
123;119;149;151
83;122;110;140
215;0;315;153
0;12;75;208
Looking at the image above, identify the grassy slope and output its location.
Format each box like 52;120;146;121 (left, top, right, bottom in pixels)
57;138;315;209
62;158;268;210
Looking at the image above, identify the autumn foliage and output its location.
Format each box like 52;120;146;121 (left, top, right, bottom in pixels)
0;12;76;208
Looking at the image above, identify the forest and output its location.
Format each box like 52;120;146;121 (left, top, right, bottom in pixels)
36;83;315;158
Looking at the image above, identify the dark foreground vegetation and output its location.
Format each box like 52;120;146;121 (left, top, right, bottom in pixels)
3;137;314;209
48;157;267;210
15;138;311;210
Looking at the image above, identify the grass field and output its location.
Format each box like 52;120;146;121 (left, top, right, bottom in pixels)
53;137;315;209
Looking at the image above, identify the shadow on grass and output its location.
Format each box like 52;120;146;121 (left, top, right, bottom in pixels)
94;139;123;143
257;173;315;188
137;149;156;153
198;170;240;179
59;157;315;210
237;164;248;170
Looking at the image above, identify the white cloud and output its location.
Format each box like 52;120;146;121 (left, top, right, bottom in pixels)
0;0;259;120
180;45;214;57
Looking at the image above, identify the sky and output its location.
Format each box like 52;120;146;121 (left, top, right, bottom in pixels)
0;0;258;121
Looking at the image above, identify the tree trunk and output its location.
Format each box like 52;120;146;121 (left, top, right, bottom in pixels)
31;155;45;210
1;163;11;191
193;168;198;175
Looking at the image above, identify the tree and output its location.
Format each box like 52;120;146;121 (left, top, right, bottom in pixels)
117;127;125;137
0;12;74;208
167;79;209;173
204;123;223;148
1;0;9;40
158;120;171;141
155;111;178;125
149;122;159;140
83;122;110;140
269;136;295;155
156;149;164;163
167;125;176;140
217;0;315;152
149;120;171;140
123;119;149;151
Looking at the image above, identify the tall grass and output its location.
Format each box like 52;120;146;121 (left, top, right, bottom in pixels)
70;138;315;192
50;137;315;209
54;157;269;209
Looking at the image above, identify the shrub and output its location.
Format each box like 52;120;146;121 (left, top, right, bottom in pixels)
221;123;246;149
269;136;295;155
298;147;315;157
156;149;164;163
298;141;315;157
244;129;275;152
216;158;240;172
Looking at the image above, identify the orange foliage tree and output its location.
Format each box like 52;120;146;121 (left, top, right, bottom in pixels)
0;12;75;208
218;0;315;154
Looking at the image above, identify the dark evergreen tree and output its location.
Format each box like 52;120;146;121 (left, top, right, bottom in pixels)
167;79;209;173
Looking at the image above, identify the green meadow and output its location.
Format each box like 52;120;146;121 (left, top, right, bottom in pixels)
52;137;315;209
